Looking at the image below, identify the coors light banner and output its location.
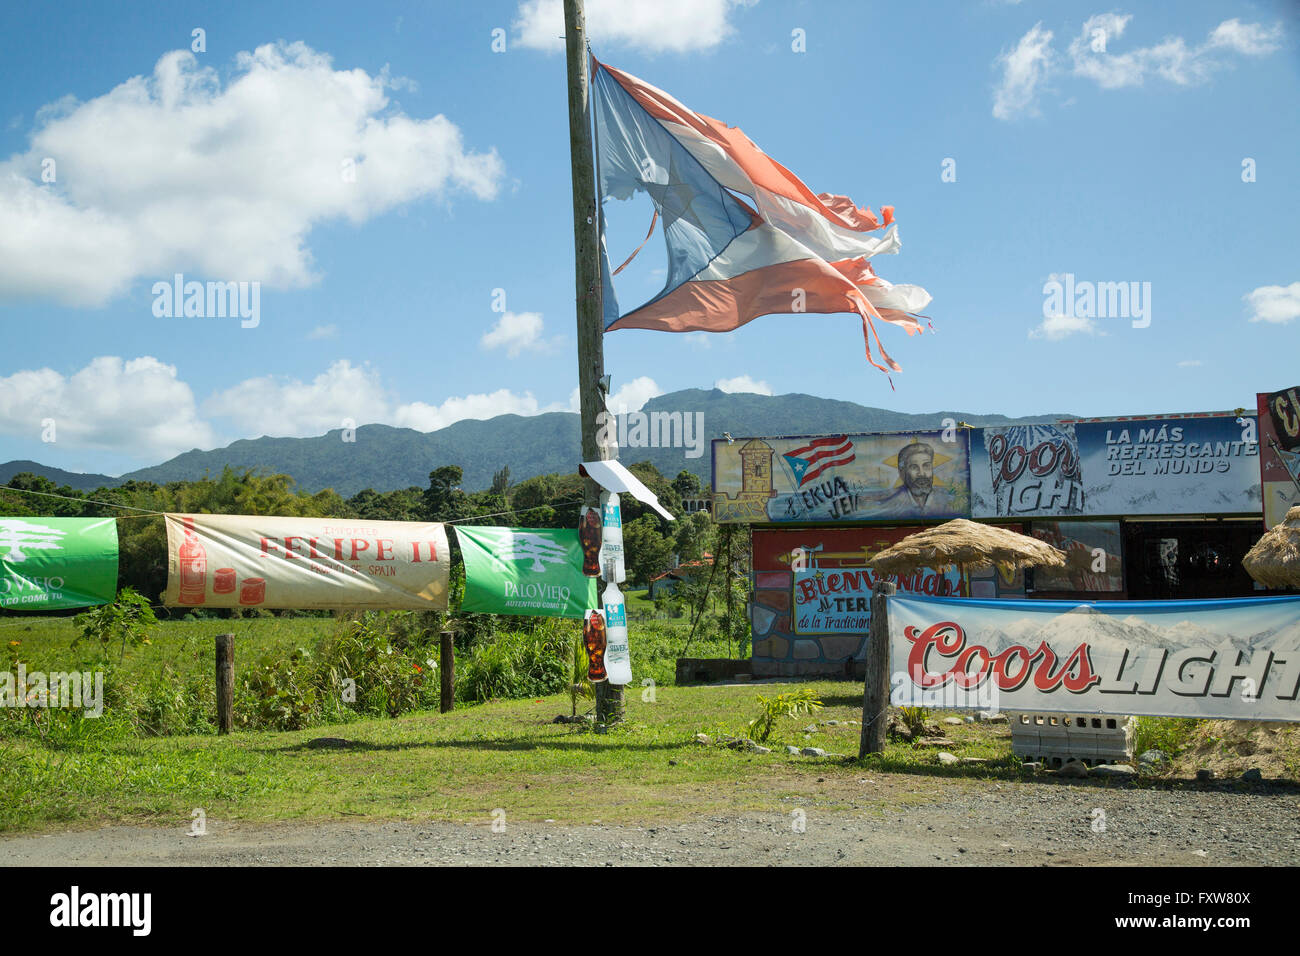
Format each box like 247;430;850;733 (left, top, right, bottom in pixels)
889;593;1300;721
163;514;450;610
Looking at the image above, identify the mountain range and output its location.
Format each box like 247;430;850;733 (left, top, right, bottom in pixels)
1;388;1074;497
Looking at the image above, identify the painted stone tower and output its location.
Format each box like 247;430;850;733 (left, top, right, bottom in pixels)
715;438;776;522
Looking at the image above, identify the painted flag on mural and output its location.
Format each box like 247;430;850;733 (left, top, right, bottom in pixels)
782;436;855;487
455;526;598;619
592;57;932;373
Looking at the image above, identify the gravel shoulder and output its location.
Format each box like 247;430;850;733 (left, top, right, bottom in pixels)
5;775;1298;866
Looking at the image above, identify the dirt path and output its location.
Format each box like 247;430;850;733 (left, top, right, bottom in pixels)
5;777;1298;866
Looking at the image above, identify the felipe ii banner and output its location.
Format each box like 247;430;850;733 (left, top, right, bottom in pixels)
0;517;118;610
163;514;449;610
455;526;597;619
889;593;1300;722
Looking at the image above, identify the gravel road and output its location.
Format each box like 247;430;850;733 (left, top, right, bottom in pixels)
5;776;1298;866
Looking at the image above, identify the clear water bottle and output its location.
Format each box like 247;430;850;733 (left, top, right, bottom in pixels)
601;560;632;685
600;492;626;583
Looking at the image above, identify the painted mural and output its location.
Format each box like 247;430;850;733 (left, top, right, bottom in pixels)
1028;520;1124;593
1259;387;1300;527
712;432;970;525
971;415;1262;518
749;527;969;673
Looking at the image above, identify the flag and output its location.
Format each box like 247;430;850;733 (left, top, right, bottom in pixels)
592;58;932;373
162;514;450;610
455;526;598;619
782;436;856;486
0;517;118;610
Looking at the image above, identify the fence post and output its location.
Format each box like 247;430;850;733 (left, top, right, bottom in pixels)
215;633;234;735
440;630;454;713
859;581;896;758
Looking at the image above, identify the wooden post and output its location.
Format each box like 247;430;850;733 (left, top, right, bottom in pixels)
440;630;454;714
215;633;234;735
858;581;896;758
564;0;623;728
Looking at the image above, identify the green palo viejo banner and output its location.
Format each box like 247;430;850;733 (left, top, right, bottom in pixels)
0;517;119;610
455;526;597;619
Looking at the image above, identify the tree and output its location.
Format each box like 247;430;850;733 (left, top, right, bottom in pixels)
672;469;701;501
621;462;682;524
673;511;714;564
421;466;474;522
349;487;423;521
621;515;674;588
3;473;83;516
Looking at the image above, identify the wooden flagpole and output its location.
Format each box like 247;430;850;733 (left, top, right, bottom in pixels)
563;0;623;727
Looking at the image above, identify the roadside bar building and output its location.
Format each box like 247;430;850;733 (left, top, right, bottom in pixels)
712;403;1291;679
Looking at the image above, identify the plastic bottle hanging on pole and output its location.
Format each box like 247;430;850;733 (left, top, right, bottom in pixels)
601;559;632;685
600;491;625;583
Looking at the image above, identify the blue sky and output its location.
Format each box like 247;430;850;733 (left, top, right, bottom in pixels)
0;0;1296;477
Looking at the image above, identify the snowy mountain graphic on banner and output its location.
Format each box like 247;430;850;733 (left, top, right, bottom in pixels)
0;519;67;562
501;533;572;573
782;436;855;487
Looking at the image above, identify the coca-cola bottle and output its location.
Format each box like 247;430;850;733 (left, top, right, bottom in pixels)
177;516;208;605
578;506;602;577
584;609;608;682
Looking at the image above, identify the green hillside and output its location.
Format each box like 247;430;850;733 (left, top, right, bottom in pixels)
2;388;1074;496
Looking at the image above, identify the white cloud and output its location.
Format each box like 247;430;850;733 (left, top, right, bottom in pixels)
608;376;663;412
567;376;663;414
307;324;338;340
513;0;751;54
1068;14;1282;90
1207;18;1283;56
480;311;555;356
996;15;1282;117
0;355;657;460
0;356;216;458
1177;359;1203;368
204;360;391;437
1245;282;1300;324
0;42;504;307
684;332;712;350
714;375;773;395
1028;313;1099;340
393;390;560;431
204;359;570;439
993;23;1056;119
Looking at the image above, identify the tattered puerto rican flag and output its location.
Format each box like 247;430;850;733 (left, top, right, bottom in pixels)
592;57;932;374
782;436;856;487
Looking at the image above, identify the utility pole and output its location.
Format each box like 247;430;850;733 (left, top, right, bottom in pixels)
564;0;623;727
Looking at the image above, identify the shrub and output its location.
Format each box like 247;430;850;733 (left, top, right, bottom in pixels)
459;621;573;703
748;688;824;743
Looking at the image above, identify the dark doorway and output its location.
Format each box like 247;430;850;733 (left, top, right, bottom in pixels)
1123;521;1263;600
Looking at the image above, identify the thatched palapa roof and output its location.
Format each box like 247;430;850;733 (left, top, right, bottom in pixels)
1243;506;1300;589
870;518;1067;576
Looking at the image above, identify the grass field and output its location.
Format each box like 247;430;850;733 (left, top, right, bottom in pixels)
5;613;1282;837
0;676;1030;834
